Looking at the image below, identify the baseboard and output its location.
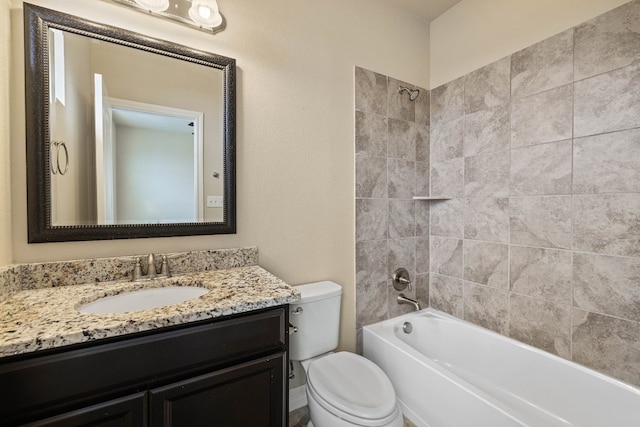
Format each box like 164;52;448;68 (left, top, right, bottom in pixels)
289;385;307;412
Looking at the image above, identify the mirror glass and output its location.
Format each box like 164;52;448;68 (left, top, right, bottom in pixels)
25;4;236;242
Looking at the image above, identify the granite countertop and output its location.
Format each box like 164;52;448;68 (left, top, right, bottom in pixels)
0;265;300;358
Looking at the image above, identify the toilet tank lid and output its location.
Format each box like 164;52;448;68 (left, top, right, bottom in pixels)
295;281;342;303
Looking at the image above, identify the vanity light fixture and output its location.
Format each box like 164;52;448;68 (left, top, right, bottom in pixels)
105;0;225;34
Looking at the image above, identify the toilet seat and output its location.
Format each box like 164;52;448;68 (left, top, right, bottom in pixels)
306;352;400;426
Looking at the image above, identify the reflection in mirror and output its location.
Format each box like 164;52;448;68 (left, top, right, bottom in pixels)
25;4;236;242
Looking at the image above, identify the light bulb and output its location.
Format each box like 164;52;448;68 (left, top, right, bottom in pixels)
134;0;169;12
198;5;211;20
189;0;223;28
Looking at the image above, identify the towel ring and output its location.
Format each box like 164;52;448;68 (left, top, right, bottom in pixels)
57;142;69;175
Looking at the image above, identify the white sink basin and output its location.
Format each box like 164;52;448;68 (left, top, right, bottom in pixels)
79;286;209;314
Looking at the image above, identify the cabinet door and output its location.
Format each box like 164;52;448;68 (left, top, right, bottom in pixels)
150;353;286;427
23;392;146;427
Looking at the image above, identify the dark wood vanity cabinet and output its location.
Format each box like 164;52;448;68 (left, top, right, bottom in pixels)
0;306;289;427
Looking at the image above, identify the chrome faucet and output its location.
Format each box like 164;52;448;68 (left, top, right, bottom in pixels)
397;294;421;311
129;254;172;281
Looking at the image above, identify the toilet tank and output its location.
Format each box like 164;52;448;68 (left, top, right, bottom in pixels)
289;281;342;361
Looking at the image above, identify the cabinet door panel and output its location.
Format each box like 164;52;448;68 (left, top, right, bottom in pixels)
150;353;286;427
23;392;146;427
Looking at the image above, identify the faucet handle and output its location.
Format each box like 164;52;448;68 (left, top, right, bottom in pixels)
392;268;412;291
159;255;172;278
131;257;143;281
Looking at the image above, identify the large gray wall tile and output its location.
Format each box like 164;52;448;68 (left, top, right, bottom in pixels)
388;238;416;280
463;240;508;289
574;252;640;322
464;198;509;243
356;155;387;198
574;62;640;137
510;196;572;249
509;294;571;358
464;282;509;334
416;237;430;274
510;246;572;304
463;106;510;157
430;236;463;278
356;111;387;157
356;240;387;285
388;159;415;199
464;56;511;114
431;77;464;125
430;273;464;317
356;281;388;328
355;66;387;115
415;273;430;307
431;157;464;198
356;198;387;242
465;150;510;198
511;84;573;148
573;309;640;387
431;117;464;161
416;161;430;197
388;118;416;161
573;194;640;257
510;140;572;196
415;201;430;237
574;128;640;194
431;198;464;238
511;29;574;99
388;199;415;238
574;0;640;80
415;124;430;162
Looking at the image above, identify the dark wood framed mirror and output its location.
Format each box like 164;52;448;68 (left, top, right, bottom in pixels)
24;3;236;242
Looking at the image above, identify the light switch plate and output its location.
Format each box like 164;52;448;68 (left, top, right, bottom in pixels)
207;196;223;208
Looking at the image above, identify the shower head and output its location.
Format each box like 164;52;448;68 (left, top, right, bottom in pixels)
398;86;420;101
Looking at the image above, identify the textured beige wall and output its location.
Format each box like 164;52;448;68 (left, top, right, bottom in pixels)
0;1;11;268
430;0;630;88
7;0;430;351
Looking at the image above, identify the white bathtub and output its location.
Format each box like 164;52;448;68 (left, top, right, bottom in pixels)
363;308;640;427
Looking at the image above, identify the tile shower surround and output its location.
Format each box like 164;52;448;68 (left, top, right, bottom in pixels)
428;0;640;387
356;0;640;387
355;66;430;352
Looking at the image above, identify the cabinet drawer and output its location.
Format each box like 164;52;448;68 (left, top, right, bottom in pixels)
22;392;147;427
0;307;286;425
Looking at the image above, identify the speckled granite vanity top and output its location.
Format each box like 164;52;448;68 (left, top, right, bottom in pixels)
0;265;300;358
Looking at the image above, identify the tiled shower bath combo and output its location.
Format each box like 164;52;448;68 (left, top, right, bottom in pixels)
356;0;640;388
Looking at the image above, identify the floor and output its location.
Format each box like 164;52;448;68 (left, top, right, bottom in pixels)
288;406;417;426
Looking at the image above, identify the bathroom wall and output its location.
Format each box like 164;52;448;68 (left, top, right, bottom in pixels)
430;0;631;88
0;2;11;268
428;1;640;387
354;66;430;351
5;0;431;352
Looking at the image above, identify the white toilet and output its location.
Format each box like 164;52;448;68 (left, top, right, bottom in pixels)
289;281;403;427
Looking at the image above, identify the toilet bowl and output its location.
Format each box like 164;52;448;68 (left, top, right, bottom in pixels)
303;352;403;427
288;281;403;427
